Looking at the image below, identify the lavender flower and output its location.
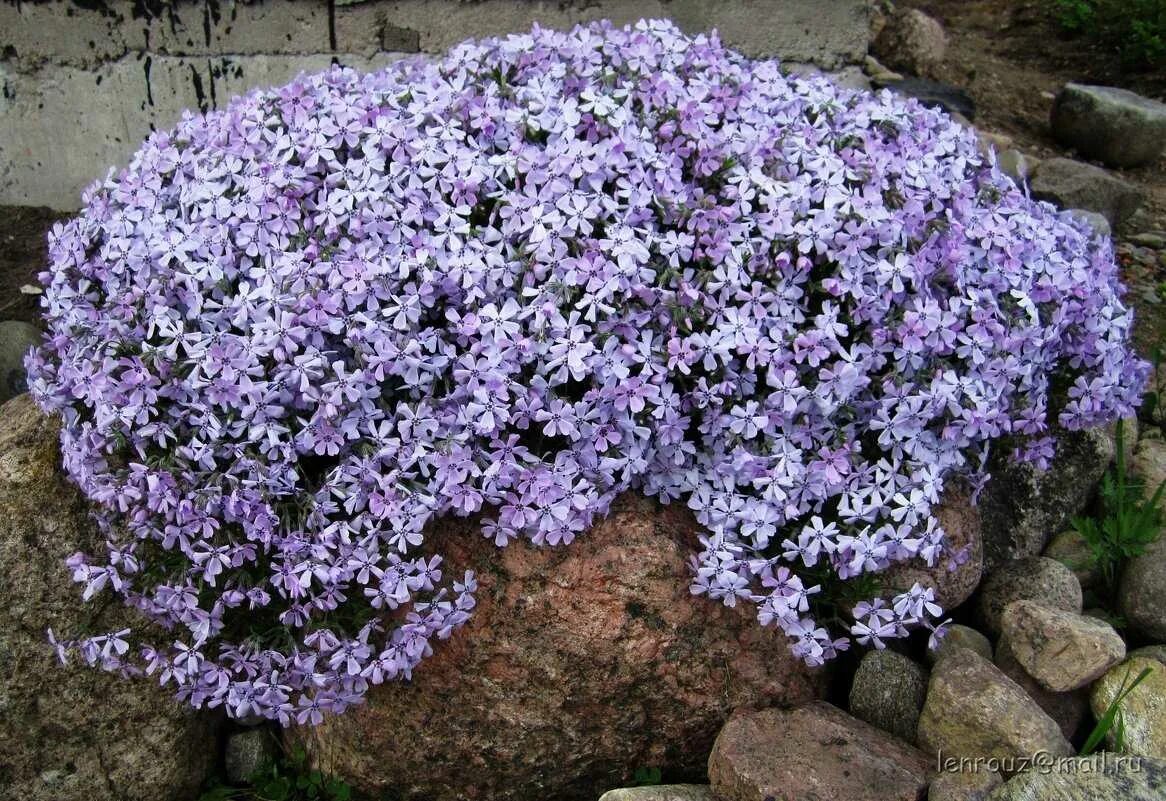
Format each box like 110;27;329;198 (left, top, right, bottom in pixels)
28;19;1146;722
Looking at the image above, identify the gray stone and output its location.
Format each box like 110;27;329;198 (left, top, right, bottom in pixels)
999;600;1125;692
1130;645;1166;666
708;702;932;801
987;755;1166;801
849;649;929;742
829;66;873;92
1051;83;1166;168
1043;529;1102;590
977;129;1014;155
977;426;1115;570
1133;439;1166;492
1030;158;1145;227
0;395;220;801
976;557;1083;638
917;649;1072;774
0;321;39;405
1120;539;1166;642
1067;209;1112;240
1130;231;1166;249
225;728;280;785
994;636;1088;740
871;8;947;78
928;624;994;666
929;769;1003;801
598;787;713;801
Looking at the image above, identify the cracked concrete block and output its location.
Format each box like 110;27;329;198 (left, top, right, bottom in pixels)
0;55;198;210
648;0;870;66
208;52;410;102
334;3;388;56
0;0;130;69
334;4;423;56
0;0;870;209
347;0;870;66
149;0;333;57
0;52;417;210
1;0;332;64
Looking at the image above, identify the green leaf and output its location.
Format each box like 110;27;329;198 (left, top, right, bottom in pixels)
1080;666;1153;755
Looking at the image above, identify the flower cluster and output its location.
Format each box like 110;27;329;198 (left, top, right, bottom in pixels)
29;19;1145;724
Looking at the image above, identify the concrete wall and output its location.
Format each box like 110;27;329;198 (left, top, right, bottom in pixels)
0;0;872;210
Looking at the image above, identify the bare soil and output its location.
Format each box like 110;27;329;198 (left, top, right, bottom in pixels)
906;0;1166;229
0;206;65;328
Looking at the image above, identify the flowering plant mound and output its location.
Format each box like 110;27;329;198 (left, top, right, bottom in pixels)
29;19;1145;725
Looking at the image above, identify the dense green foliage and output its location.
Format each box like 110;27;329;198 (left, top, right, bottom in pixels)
1051;0;1166;69
198;743;352;801
1073;420;1165;601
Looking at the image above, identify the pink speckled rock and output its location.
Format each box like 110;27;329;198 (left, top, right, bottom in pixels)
708;701;932;801
305;494;824;801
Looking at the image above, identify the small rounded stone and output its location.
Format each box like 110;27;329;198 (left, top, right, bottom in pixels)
849;649;928;742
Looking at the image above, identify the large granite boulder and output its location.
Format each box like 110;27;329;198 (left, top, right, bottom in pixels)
1051;83;1166;168
304;493;824;801
0;395;219;801
224;728;279;785
708;702;931;801
0;320;39;405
